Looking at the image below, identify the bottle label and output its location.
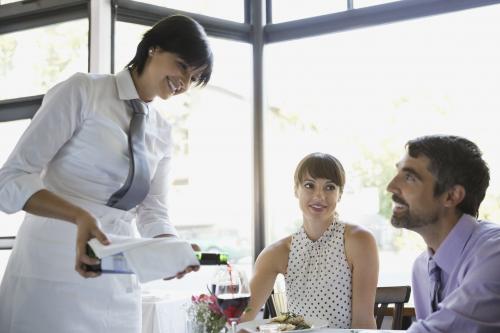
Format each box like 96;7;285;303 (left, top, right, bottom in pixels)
101;253;134;274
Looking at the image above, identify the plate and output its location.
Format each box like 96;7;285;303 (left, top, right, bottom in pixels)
237;316;328;332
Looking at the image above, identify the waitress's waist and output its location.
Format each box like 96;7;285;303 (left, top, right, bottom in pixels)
53;192;137;235
59;193;134;218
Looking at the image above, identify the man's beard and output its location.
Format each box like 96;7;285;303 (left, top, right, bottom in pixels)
390;195;439;229
391;210;439;229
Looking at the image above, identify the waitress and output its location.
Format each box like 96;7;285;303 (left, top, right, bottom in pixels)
0;15;213;333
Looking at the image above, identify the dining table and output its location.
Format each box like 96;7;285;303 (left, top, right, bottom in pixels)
237;328;405;333
141;289;191;333
306;328;404;333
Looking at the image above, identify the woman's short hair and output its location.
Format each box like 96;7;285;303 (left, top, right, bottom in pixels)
126;15;213;86
294;152;346;193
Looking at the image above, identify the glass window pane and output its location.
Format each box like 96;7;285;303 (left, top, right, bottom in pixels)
133;0;244;22
0;19;88;100
272;0;348;23
0;119;31;280
265;4;500;299
354;0;402;9
115;22;253;293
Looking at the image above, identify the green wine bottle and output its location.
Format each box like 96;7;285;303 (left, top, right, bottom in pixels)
195;252;229;265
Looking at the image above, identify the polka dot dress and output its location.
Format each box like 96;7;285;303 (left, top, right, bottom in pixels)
285;220;352;328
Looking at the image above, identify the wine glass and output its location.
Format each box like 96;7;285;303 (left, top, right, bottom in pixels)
212;265;250;333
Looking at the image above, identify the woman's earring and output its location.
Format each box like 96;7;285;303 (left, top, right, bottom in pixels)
148;49;153;56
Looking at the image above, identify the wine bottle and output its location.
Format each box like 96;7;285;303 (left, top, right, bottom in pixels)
84;244;133;274
195;252;229;265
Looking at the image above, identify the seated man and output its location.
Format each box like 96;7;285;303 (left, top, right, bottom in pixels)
387;135;500;333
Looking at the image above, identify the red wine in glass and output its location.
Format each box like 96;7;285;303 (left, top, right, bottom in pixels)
212;265;250;333
216;293;251;322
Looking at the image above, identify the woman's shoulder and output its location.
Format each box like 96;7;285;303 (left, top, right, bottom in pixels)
65;72;113;85
342;222;376;243
255;236;292;273
342;222;378;265
51;72;114;96
262;235;292;257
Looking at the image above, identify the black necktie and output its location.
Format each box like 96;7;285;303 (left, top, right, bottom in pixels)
107;99;151;210
428;256;442;312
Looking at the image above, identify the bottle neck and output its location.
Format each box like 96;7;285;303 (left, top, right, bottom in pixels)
195;252;228;265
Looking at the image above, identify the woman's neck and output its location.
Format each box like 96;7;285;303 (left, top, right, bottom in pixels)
130;68;154;102
303;216;335;241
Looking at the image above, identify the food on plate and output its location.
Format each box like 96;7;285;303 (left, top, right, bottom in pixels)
258;312;312;331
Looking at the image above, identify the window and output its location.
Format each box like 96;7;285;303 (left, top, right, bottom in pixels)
265;4;500;300
271;0;348;23
132;0;244;22
0;19;88;100
115;22;253;292
354;0;402;9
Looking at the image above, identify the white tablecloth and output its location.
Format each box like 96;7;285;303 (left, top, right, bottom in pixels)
237;328;402;333
317;328;404;333
142;290;191;333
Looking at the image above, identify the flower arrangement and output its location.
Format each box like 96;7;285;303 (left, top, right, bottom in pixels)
187;294;227;333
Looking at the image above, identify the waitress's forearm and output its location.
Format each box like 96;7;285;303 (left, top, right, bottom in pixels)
23;189;92;225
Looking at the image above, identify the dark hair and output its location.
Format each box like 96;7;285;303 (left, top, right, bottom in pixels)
294;152;346;193
406;135;490;217
126;15;213;86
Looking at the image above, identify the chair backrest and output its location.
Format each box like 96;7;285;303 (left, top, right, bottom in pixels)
263;290;277;319
374;286;411;330
263;290;288;319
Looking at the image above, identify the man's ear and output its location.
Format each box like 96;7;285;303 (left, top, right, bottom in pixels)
443;185;465;208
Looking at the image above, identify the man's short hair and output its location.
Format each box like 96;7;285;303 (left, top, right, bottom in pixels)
406;135;490;217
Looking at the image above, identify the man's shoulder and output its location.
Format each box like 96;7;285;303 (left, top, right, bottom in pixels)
472;220;500;252
476;220;500;234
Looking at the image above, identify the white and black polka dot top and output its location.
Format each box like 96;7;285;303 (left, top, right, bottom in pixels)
284;220;352;328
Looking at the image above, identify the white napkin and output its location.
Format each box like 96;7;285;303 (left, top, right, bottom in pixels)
88;235;199;283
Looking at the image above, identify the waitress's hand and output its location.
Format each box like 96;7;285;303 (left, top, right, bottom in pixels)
154;234;201;280
163;265;200;280
74;213;110;278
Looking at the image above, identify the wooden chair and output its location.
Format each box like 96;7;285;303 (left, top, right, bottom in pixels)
263;290;287;319
374;285;411;330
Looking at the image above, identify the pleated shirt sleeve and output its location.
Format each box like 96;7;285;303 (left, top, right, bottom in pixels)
0;73;90;213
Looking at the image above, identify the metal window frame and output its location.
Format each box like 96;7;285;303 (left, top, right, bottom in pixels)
0;0;89;35
112;0;251;43
0;96;43;122
265;0;500;43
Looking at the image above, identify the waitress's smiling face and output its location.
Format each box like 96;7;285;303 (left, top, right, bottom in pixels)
143;48;206;100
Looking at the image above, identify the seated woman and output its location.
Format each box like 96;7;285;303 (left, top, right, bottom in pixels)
241;152;379;328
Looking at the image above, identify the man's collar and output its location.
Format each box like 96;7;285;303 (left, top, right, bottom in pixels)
430;214;477;273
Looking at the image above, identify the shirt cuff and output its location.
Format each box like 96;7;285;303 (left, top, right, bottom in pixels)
138;222;179;238
0;174;45;213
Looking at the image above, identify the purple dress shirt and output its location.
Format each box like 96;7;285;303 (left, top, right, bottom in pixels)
407;214;500;333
